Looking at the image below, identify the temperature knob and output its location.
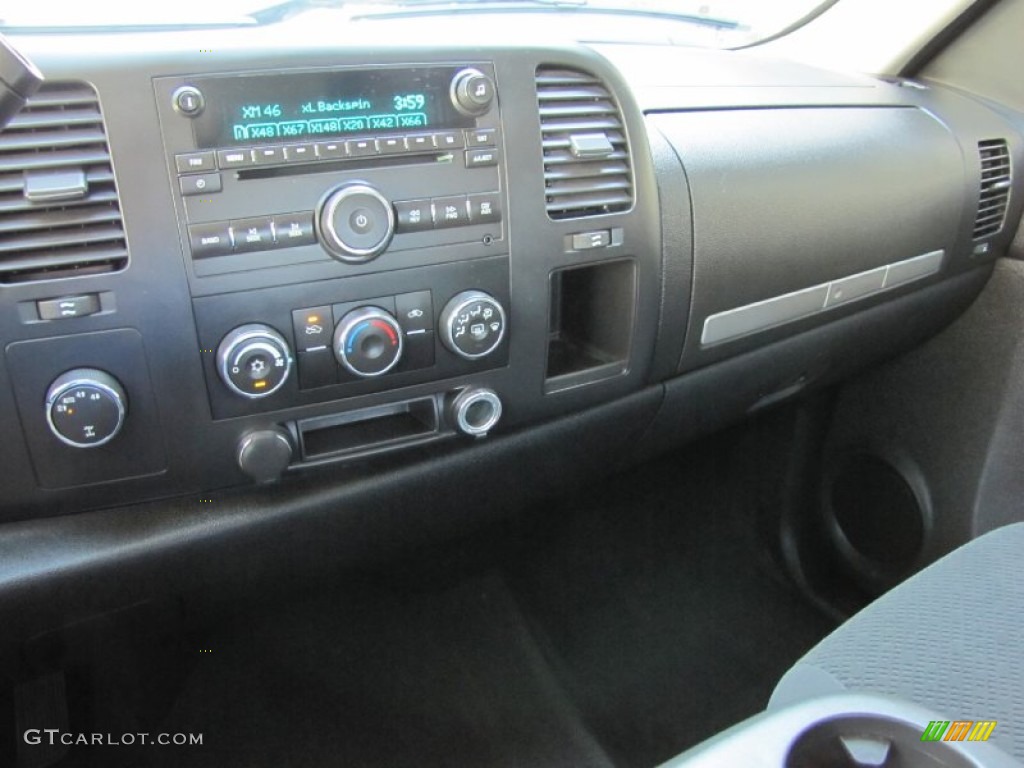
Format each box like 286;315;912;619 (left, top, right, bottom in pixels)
450;68;495;116
440;291;507;360
46;369;126;448
334;307;404;377
217;324;293;399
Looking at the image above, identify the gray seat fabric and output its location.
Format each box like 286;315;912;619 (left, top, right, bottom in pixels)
771;522;1024;760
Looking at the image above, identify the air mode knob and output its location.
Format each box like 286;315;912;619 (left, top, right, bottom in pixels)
450;68;495;116
217;324;293;399
46;368;127;448
317;183;395;263
439;291;507;360
334;307;404;377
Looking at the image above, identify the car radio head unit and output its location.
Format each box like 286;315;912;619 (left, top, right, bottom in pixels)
155;62;504;279
188;66;479;148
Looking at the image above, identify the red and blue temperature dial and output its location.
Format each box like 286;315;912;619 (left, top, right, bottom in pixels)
333;307;404;377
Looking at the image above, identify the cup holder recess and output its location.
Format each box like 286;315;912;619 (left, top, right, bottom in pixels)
658;695;1021;768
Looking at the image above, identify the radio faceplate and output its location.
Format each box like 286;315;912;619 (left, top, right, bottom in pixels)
154;63;504;283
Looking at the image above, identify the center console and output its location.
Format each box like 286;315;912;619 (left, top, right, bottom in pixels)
0;46;662;516
155;63;510;422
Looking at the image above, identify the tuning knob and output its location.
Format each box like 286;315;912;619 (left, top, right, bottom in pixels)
217;324;293;399
439;291;507;360
317;183;395;263
334;307;404;377
450;68;495;116
46;369;127;448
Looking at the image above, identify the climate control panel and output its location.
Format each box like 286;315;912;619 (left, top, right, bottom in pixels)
193;255;510;418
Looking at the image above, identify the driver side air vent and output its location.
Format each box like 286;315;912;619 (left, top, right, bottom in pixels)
0;82;128;284
536;66;632;220
973;139;1011;240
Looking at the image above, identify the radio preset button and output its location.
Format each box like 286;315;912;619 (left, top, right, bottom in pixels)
315;141;346;159
179;172;222;196
175;151;216;173
230;217;275;252
406;134;435;152
270;212;316;246
466;128;498;148
217;148;255;168
188;222;233;259
284;143;316;163
394;199;433;233
433;131;465;150
346;138;377;157
253;146;285;165
292;305;333;352
378;136;405;154
432;195;470;229
465;148;498;168
468;192;502;224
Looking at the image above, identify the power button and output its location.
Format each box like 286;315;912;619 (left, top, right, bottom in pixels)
172;86;205;117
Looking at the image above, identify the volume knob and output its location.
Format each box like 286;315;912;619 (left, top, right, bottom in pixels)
317;183;395;263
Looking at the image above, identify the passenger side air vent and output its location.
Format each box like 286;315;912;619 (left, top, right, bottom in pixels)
536;66;632;220
973;139;1011;240
0;82;127;284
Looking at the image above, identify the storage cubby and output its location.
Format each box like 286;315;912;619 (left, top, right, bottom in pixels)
546;259;635;392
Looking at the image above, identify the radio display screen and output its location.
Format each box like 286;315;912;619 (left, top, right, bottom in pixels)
190;66;476;148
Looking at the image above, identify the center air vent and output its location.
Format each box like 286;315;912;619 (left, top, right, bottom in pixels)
974;139;1011;240
0;82;127;284
536;66;632;220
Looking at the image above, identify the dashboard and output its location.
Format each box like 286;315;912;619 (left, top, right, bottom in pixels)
0;18;1021;528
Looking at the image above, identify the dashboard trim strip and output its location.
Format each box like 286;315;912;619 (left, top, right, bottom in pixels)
701;250;946;347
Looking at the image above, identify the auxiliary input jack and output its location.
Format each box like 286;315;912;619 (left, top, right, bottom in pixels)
448;387;502;437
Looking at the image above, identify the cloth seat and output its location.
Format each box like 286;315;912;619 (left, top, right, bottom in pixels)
771;523;1024;760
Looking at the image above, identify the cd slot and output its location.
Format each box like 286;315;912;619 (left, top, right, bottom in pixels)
237;152;448;180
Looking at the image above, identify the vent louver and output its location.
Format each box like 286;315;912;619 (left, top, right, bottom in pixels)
536;66;632;220
974;139;1011;240
0;82;127;284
